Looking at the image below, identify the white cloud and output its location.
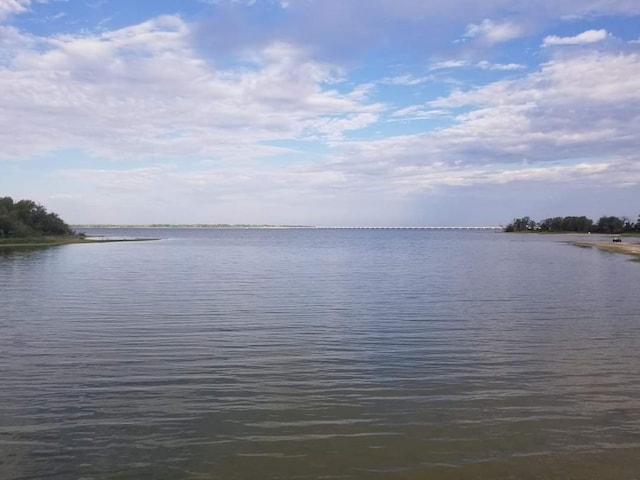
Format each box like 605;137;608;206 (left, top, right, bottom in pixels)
387;161;632;192
430;59;468;70
543;29;609;46
464;18;522;45
430;59;525;72
380;74;433;85
0;16;382;160
431;52;640;108
0;0;30;21
390;106;448;120
429;60;525;71
323;49;640;197
477;60;525;71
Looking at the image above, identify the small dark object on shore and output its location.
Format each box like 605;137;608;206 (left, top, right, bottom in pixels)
612;235;622;243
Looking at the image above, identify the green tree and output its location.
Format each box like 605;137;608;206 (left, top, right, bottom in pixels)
595;216;624;234
0;197;73;237
505;216;537;232
0;196;14;214
621;217;635;233
561;216;593;232
539;217;562;231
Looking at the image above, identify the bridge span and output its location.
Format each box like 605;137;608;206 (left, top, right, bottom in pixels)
315;226;502;230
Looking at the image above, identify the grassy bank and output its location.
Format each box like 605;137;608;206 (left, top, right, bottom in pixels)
0;235;158;248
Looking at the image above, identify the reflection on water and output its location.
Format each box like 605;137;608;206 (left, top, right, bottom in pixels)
1;229;640;479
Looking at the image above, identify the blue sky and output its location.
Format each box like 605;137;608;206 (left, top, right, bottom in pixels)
1;0;639;226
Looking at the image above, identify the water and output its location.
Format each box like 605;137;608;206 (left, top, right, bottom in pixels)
1;229;640;479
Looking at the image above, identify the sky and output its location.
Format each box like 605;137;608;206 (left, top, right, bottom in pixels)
1;0;639;227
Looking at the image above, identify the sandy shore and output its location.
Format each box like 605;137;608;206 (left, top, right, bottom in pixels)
570;238;640;260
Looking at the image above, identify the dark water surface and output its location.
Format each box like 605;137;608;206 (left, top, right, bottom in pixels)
1;229;640;479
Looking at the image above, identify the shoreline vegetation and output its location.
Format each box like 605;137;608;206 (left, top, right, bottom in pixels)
505;214;640;261
0;197;159;248
505;214;640;234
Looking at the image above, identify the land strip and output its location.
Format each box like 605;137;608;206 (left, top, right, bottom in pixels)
0;236;158;248
569;238;640;261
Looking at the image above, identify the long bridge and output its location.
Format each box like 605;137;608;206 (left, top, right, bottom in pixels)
314;226;502;230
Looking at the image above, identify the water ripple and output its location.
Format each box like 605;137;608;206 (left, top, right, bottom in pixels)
2;229;640;479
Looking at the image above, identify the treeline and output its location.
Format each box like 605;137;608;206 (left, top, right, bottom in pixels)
0;197;74;237
505;215;640;233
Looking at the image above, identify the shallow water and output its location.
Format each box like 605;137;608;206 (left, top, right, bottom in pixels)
1;229;640;479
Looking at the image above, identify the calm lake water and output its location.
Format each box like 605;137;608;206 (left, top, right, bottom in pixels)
1;228;640;479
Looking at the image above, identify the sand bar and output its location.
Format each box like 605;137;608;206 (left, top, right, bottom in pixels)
569;238;640;260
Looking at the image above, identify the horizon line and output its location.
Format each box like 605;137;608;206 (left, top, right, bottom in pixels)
72;224;504;230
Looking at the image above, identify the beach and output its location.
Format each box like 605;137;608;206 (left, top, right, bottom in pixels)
570;237;640;260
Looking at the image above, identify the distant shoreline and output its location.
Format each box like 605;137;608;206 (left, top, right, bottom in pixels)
72;224;315;229
72;225;502;230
